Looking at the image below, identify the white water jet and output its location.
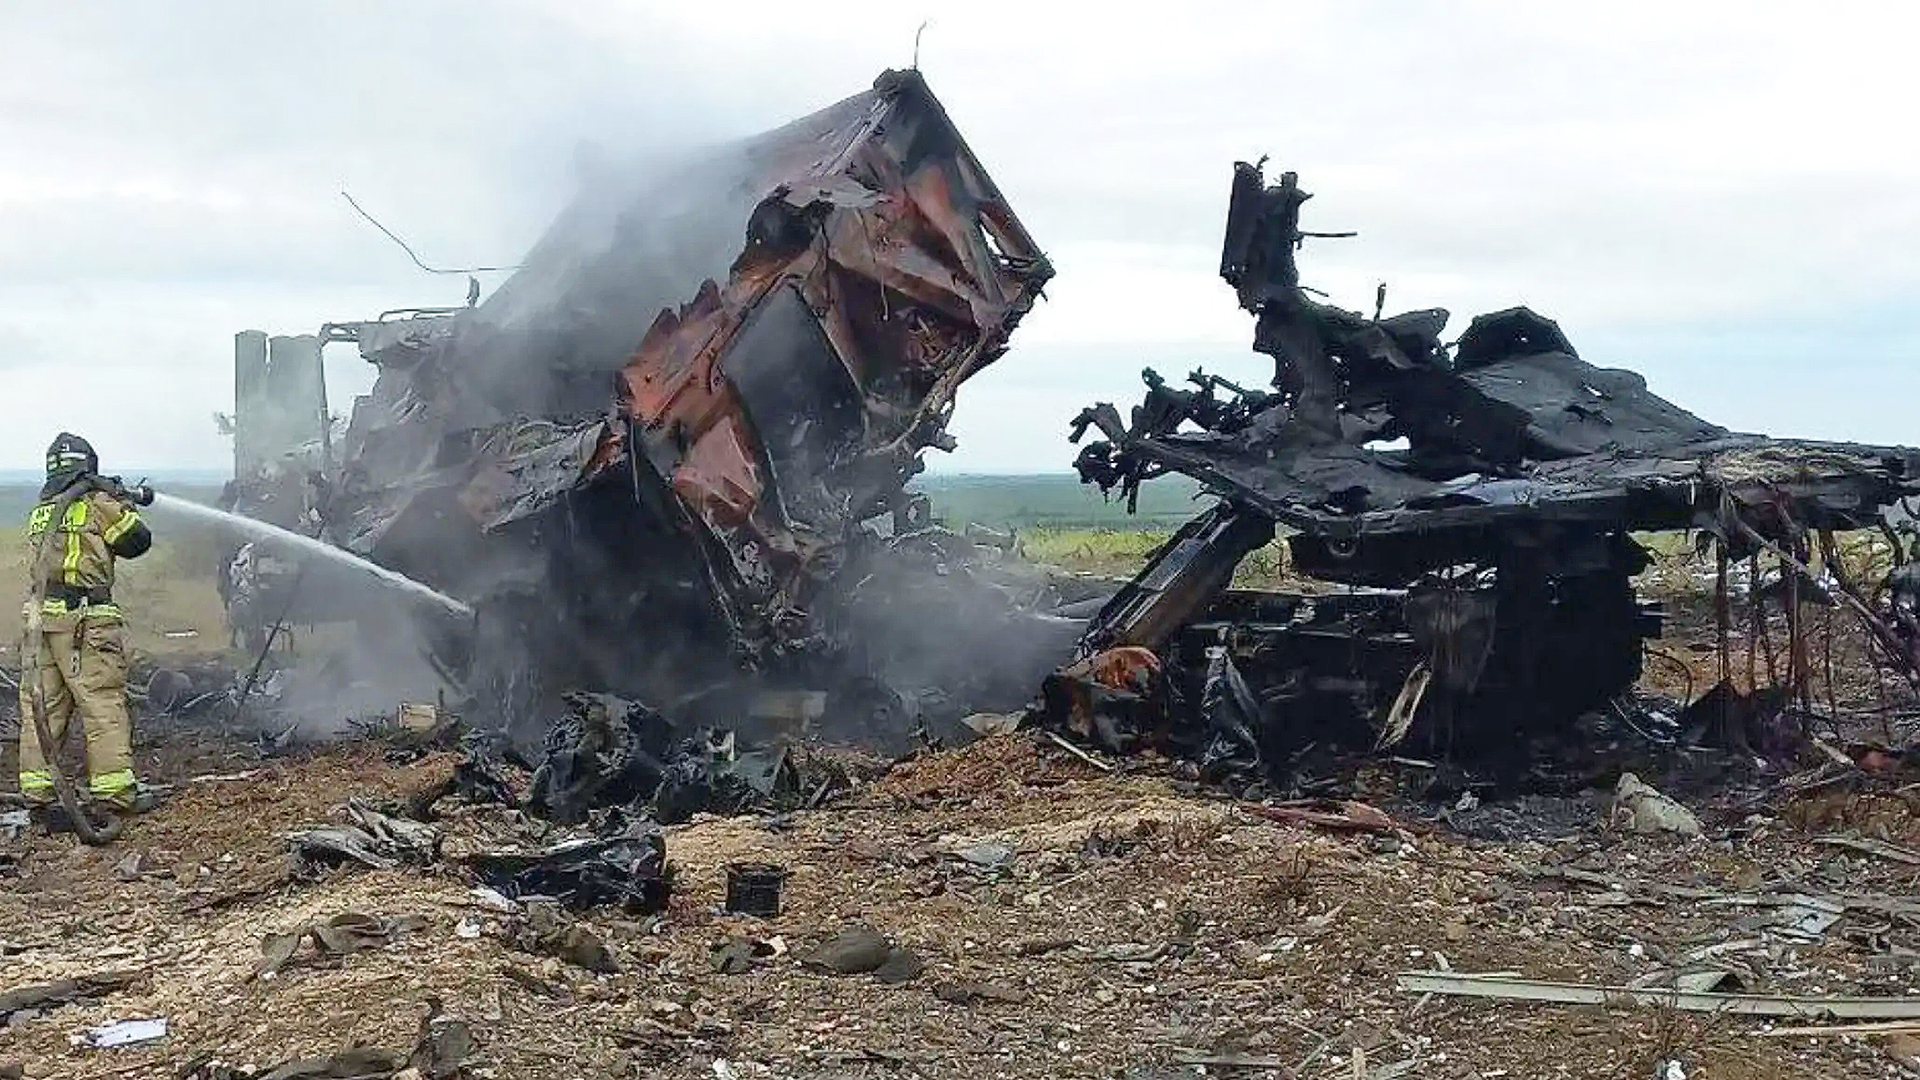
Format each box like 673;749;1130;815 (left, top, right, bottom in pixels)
148;492;473;619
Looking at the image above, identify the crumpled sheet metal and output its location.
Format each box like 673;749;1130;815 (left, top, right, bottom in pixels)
526;690;674;826
520;690;805;826
456;418;624;531
612;69;1052;643
285;800;441;873
467;817;671;914
331;412;622;561
255;911;428;979
654;741;803;826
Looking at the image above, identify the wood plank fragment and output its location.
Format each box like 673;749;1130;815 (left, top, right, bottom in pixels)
1396;971;1920;1019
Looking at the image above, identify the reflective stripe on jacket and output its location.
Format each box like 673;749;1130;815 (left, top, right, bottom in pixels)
24;490;150;594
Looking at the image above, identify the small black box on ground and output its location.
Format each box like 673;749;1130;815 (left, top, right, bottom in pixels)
724;862;788;917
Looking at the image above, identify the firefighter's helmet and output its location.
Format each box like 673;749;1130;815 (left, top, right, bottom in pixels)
45;432;98;478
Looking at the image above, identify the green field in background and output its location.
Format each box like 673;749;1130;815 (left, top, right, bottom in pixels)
909;473;1207;530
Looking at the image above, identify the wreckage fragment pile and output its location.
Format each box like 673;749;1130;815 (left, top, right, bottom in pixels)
519;690;817;829
277;687;827;919
282;750;675;916
183;55;1920;812
272;679;878;925
15;723;1920;1078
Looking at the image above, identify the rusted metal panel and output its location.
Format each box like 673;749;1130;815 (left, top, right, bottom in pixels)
599;69;1052;648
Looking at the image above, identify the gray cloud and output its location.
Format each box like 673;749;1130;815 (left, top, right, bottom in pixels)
0;0;1914;473
0;325;48;371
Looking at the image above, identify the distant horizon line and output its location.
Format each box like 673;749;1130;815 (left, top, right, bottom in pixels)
0;467;231;480
0;467;1093;483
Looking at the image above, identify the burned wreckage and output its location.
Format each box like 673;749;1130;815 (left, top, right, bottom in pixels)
1055;162;1920;777
228;70;1076;794
226;66;1920;808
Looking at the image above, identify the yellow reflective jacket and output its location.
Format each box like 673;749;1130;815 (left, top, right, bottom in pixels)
25;490;153;598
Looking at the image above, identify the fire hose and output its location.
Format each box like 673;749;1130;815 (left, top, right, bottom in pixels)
18;476;154;845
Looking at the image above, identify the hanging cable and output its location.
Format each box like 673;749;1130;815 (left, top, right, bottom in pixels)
340;191;521;275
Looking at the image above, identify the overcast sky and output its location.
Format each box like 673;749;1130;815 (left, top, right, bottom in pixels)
3;0;1916;476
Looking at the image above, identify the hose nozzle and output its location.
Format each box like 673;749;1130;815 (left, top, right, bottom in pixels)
97;476;155;506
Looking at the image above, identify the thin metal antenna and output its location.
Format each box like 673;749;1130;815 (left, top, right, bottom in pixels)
340;191;521;276
913;21;929;70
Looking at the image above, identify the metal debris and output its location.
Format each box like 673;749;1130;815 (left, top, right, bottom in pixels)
466;815;670;914
254;911;428;979
801;924;913;978
516;690;813;827
286;801;441;872
1395;970;1920;1018
724;863;788;917
1052;160;1920;777
1246;799;1399;835
408;996;474;1080
503;902;621;974
524;692;676;825
710;939;760;975
73;1017;168;1049
251;1047;404;1080
0;970;141;1025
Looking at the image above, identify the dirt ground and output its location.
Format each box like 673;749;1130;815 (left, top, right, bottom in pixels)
4;716;1920;1080
6;538;1920;1078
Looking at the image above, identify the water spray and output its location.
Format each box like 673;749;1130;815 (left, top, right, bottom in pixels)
148;493;473;619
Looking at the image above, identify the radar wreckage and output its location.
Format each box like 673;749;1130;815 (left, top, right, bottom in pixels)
1052;162;1920;779
225;70;1074;753
221;78;1920;783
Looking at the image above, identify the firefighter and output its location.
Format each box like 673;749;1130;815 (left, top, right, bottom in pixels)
16;433;153;813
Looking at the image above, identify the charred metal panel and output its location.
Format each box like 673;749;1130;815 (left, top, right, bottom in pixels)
1075;503;1275;655
721;284;868;498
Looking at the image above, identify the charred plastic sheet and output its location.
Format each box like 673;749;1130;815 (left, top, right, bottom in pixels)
1058;162;1920;775
311;70;1054;744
